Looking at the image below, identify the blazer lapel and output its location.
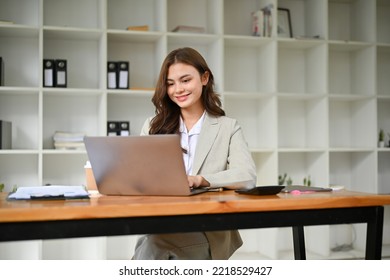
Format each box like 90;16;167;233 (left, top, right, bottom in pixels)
192;113;220;175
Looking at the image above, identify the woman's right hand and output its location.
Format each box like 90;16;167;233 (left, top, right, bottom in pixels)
188;175;210;188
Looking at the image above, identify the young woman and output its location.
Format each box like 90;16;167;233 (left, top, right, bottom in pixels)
133;47;256;260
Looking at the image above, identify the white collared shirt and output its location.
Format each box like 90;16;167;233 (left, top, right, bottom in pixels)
179;111;206;175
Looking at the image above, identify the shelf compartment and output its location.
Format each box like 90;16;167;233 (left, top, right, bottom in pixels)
278;0;327;39
42;153;88;186
278;151;329;188
377;46;390;96
329;43;375;96
0;0;39;27
277;41;327;95
107;94;155;136
328;0;375;43
108;0;164;32
43;31;103;89
0;92;39;149
278;97;328;149
329;150;376;193
0;154;39;190
377;98;390;147
0;34;39;87
42;94;104;149
43;0;104;29
167;0;222;34
224;0;274;37
377;0;390;44
329;98;376;149
224;39;276;93
378;152;390;194
108;34;165;90
224;96;277;150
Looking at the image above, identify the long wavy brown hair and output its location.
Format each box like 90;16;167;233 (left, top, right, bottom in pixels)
149;47;225;135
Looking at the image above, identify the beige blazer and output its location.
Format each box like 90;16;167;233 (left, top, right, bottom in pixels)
141;112;257;259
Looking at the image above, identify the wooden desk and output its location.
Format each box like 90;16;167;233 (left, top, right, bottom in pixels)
1;190;390;259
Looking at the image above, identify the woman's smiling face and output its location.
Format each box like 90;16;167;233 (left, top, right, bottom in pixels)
166;63;209;111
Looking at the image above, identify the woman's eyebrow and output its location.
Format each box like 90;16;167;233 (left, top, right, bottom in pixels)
167;74;192;81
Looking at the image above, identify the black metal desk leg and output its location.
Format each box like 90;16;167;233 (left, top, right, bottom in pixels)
292;226;306;260
365;206;384;260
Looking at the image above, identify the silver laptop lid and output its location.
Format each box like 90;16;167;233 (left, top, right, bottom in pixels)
84;135;195;196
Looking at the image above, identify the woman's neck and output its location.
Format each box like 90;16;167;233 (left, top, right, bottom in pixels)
181;106;205;132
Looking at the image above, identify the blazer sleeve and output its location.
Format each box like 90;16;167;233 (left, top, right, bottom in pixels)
199;118;257;188
140;117;152;136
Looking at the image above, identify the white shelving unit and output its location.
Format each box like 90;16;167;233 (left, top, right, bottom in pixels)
0;0;389;260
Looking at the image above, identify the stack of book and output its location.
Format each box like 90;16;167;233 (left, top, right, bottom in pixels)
126;25;149;31
252;4;274;37
53;131;86;150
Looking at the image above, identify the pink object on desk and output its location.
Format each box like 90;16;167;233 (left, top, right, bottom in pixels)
290;190;315;195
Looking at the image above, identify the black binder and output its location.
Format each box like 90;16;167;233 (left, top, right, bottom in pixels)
107;121;119;136
119;121;130;136
54;59;67;87
43;59;55;87
107;121;130;136
107;61;118;89
118;61;129;89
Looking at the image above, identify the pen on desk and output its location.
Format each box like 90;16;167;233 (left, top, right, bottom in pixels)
206;187;224;192
189;186;224;192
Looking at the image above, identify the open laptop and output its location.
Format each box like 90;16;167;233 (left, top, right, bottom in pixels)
84;135;207;196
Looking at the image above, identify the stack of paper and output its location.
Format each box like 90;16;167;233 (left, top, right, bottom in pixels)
7;185;89;200
53;131;86;150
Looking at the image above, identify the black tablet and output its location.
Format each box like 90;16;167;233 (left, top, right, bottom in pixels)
235;186;285;196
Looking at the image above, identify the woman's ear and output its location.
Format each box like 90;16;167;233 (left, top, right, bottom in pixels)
201;71;210;86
